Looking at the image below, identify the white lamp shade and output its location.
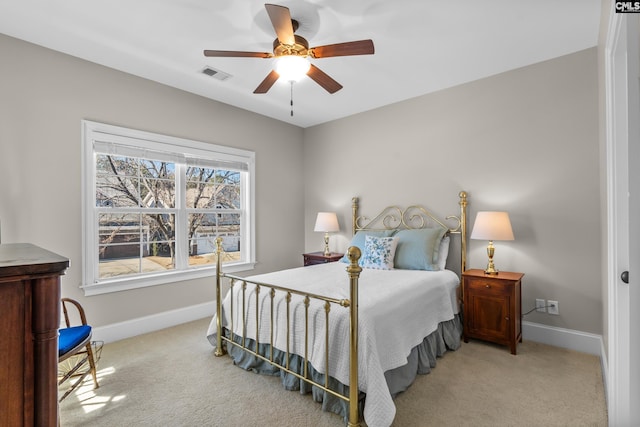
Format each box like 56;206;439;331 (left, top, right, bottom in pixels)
470;211;514;241
275;56;311;82
314;212;340;233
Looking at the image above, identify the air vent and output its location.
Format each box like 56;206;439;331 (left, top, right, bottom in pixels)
202;66;231;81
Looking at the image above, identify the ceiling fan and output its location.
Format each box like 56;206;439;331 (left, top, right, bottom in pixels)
204;3;375;95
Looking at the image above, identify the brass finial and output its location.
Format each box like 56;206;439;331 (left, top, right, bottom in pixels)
347;246;361;264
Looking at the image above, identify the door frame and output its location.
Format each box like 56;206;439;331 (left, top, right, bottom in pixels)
605;10;639;426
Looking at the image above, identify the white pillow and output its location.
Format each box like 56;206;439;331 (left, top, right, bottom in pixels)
361;235;399;270
437;235;450;270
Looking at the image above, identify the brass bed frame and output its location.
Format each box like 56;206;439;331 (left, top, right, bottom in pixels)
213;191;468;427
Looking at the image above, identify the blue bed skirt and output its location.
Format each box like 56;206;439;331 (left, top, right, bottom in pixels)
220;314;462;423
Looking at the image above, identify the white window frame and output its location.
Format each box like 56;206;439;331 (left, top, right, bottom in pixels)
81;120;255;296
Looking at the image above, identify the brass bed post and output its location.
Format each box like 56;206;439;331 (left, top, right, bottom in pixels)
214;237;226;357
458;191;468;304
346;246;362;427
352;197;359;236
459;191;468;275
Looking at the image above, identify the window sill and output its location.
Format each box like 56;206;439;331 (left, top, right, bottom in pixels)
81;261;256;296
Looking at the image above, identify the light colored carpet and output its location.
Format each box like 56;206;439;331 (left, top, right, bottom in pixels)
59;318;607;427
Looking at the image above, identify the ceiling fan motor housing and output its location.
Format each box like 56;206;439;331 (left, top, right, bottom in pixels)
273;34;309;57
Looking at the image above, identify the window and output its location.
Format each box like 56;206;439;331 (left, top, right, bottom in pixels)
82;120;255;295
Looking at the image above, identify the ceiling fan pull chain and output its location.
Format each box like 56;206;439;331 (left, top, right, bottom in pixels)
290;81;294;116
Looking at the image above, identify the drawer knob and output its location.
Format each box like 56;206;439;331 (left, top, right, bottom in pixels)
485;284;490;288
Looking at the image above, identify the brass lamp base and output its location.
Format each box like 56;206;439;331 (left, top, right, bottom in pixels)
484;240;499;275
484;264;499;275
323;232;331;256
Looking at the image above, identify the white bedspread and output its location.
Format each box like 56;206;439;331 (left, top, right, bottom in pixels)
207;262;459;427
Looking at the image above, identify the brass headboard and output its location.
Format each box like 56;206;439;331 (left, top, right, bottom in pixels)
351;191;468;275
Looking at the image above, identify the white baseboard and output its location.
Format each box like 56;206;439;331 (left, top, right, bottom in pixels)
92;301;216;344
522;320;603;356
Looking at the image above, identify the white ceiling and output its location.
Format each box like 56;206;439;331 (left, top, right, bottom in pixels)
0;0;601;128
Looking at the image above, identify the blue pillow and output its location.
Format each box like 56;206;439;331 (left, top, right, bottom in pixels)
394;228;447;270
341;230;396;265
361;235;399;270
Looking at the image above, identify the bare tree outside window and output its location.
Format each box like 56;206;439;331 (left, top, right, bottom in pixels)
185;166;241;266
95;154;241;279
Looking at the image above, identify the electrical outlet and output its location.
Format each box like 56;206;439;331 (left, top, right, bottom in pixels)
535;299;546;313
548;300;559;315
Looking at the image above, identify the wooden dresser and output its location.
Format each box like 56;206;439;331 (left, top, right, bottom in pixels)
0;243;69;426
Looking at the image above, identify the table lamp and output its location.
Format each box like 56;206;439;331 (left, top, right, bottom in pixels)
314;212;340;256
470;211;514;275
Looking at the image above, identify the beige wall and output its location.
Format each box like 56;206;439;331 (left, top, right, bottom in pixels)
0;34;305;327
304;48;602;334
0;32;603;337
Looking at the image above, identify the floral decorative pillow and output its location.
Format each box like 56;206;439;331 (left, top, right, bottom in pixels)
341;230;396;264
361;235;399;270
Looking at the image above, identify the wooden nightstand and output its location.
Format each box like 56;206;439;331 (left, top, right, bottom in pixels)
462;269;524;355
303;252;343;266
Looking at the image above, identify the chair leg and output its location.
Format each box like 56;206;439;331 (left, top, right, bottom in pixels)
58;343;100;402
85;342;99;389
58;371;89;403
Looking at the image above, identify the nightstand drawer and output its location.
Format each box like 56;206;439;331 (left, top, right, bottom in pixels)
466;277;509;295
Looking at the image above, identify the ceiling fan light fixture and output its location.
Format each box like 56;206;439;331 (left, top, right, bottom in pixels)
275;55;311;82
204;4;374;95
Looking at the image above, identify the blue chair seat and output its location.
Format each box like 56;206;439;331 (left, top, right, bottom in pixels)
59;325;92;357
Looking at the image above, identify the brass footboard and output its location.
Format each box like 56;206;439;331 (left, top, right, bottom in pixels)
214;238;362;427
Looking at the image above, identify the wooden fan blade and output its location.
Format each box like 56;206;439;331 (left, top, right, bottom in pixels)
265;4;295;45
204;50;272;58
307;64;343;94
254;70;280;94
310;39;375;58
